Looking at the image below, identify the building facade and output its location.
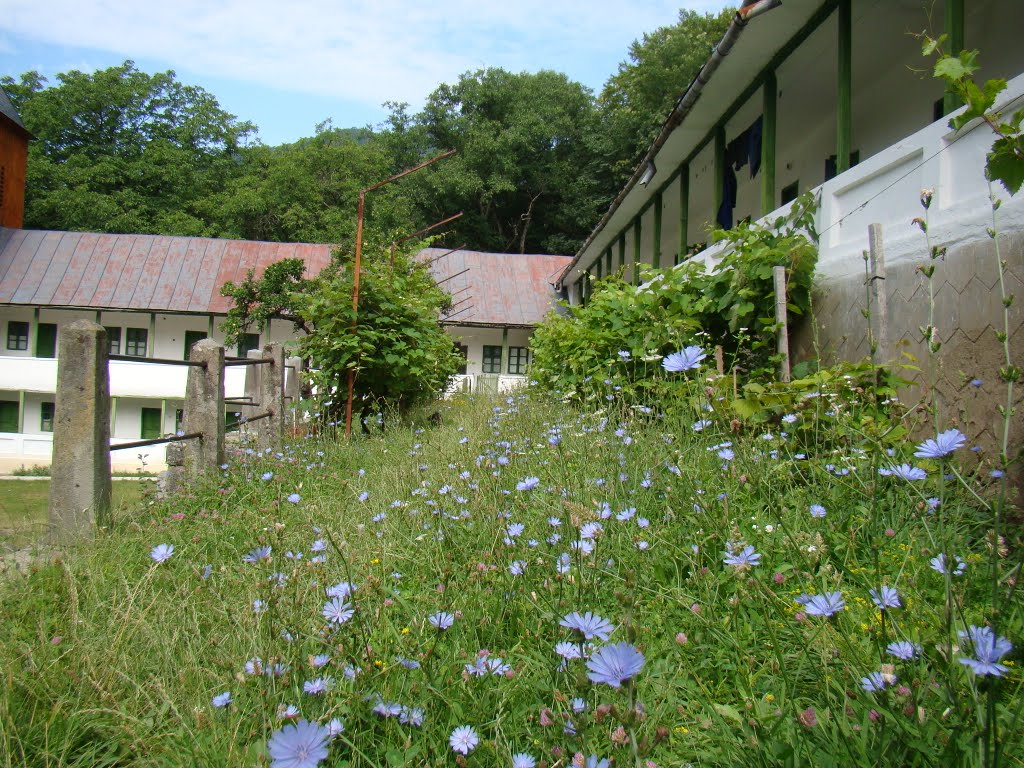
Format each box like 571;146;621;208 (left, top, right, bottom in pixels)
559;0;1024;451
0;229;568;472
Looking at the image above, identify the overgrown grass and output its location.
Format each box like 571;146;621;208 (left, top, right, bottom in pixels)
0;479;149;552
0;385;1020;767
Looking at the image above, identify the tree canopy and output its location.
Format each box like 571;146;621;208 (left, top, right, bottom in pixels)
3;12;733;254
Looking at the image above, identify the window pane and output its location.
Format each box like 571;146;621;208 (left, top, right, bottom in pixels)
105;326;121;355
482;345;502;374
126;328;148;357
40;402;55;432
453;342;468;375
6;321;28;351
508;346;530;374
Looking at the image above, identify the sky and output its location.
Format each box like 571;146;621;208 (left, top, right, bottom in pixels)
0;0;730;147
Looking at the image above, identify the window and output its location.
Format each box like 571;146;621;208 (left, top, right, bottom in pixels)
824;151;860;182
780;181;799;206
35;323;57;358
237;332;260;358
508;346;530;374
0;401;18;433
453;342;468;375
175;408;184;434
184;330;207;359
482;345;502;374
6;321;28;351
125;327;148;357
105;326;121;355
40;402;55;432
140;407;161;439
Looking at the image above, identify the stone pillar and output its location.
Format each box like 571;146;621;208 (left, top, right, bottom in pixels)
158;442;185;499
258;342;285;451
49;320;111;542
183;339;224;477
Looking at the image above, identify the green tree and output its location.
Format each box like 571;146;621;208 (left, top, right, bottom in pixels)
221;242;460;419
597;8;734;182
205;123;412;244
394;68;608;255
1;61;255;234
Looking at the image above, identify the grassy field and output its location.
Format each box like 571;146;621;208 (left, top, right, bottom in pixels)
0;388;1019;767
0;479;150;551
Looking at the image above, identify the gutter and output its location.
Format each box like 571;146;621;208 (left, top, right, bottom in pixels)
557;0;782;288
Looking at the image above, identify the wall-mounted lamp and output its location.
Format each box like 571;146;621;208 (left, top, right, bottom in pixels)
640;160;657;187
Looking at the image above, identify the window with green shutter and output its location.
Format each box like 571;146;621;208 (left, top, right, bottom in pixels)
0;401;18;433
35;323;57;358
184;330;207;359
40;402;55;432
140;407;162;439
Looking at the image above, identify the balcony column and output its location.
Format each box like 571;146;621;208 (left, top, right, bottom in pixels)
652;192;663;269
678;165;689;264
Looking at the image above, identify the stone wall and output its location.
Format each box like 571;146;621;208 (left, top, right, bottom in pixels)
794;231;1024;465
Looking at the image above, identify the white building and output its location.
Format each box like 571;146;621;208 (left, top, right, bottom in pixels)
558;0;1024;449
0;229;569;472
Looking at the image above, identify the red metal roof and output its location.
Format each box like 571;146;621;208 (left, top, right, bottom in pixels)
0;228;569;327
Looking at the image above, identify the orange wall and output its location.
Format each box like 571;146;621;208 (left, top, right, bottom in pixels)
0;117;28;228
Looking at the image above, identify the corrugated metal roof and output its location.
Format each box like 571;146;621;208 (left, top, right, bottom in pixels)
0;228;569;327
417;248;570;327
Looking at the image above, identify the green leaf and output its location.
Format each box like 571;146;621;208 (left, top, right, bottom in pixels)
987;136;1024;195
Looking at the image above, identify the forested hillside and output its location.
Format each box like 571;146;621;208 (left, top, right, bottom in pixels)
1;9;731;255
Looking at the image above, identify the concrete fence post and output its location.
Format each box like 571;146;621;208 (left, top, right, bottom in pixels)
773;265;791;382
285;356;304;432
183;339;224;477
258;342;285;451
48;320;112;542
243;348;263;420
867;223;889;366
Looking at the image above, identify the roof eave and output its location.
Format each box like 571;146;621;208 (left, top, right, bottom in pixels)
557;0;782;287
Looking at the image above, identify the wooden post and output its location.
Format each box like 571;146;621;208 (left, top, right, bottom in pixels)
48;320;111;542
943;0;965;115
868;223;889;365
774;265;791;382
678;166;690;264
632;217;642;285
761;71;777;215
836;0;852;174
617;233;626;272
183;339;224;477
715;345;725;375
258;342;286;452
652;191;663;269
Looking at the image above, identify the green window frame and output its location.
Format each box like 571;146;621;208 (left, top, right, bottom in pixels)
237;332;261;358
125;327;148;357
482;345;502;374
40;401;55;432
507;346;530;375
35;323;57;358
140;407;162;439
184;330;207;359
6;321;28;351
105;326;121;355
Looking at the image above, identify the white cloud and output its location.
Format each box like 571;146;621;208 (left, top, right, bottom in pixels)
3;0;731;106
